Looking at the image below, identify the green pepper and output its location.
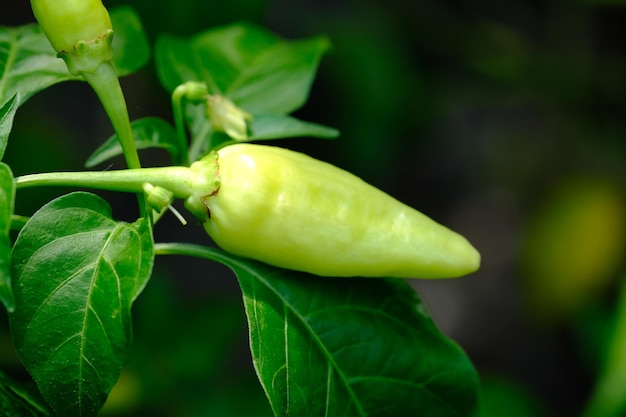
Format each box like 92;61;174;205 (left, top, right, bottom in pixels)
201;144;480;278
30;0;112;54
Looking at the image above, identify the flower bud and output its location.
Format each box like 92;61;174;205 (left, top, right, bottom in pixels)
206;95;252;141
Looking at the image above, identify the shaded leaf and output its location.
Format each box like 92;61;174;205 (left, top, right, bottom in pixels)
0;93;19;160
0;370;52;417
0;7;148;107
249;113;339;140
109;6;150;76
0;162;15;312
85;117;179;168
10;192;154;416
155;243;479;417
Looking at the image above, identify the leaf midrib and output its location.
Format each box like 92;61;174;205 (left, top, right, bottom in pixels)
234;266;368;417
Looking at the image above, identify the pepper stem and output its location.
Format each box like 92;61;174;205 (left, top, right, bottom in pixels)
15;151;221;223
82;62;141;171
16;167;193;197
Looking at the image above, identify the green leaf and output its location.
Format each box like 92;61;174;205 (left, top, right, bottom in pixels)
249;114;339;140
9;192;154;417
238;271;479;417
0;162;16;312
108;6;150;76
0;93;19;160
0;7;148;107
154;243;479;417
85;117;179;168
0;24;74;106
0;370;52;417
155;23;333;153
155;23;330;114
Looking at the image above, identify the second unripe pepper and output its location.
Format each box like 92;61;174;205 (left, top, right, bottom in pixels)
30;0;112;54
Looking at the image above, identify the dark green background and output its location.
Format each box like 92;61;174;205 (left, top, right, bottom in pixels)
3;1;626;416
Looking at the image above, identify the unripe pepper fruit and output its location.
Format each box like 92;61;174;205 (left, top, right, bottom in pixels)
30;0;112;53
201;144;480;279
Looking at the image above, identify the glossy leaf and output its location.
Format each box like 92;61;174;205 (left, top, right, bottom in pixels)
155;23;330;114
0;93;19;160
0;7;148;107
85;117;179;168
0;162;15;312
154;243;479;417
9;192;154;416
0;370;51;417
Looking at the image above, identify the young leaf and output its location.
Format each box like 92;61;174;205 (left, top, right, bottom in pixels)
0;370;52;417
155;23;330;114
155;23;279;96
85;117;179;168
154;243;480;417
0;7;148;107
0;93;19;160
0;162;15;312
155;23;333;153
248;114;339;141
9;192;154;417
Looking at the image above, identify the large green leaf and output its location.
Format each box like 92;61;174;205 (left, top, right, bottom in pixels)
0;7;149;107
155;243;479;417
155;23;330;114
85;117;179;168
0;370;51;417
0;162;15;312
9;192;154;417
0;93;19;160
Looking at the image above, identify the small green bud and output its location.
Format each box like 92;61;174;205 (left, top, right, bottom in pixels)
180;82;209;102
143;183;174;214
206;95;252;141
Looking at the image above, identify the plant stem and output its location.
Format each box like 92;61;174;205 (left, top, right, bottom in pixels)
15;167;194;199
82;62;140;170
172;85;191;166
582;276;626;417
154;242;228;263
10;215;29;231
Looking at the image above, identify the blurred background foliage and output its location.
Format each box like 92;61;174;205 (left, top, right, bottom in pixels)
3;0;626;416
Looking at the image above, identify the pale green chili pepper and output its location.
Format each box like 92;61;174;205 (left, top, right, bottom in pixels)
201;144;480;278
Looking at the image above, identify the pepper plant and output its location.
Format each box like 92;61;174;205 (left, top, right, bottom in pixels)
0;1;480;416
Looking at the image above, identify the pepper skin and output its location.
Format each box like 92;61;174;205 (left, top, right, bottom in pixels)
30;0;112;53
202;144;480;279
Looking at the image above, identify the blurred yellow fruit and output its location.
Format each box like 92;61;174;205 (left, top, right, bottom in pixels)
522;177;626;324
